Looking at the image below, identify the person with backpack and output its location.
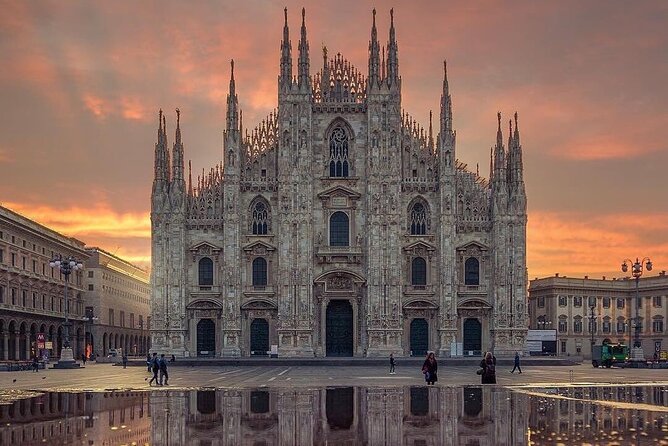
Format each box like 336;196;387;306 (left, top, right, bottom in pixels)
479;351;497;384
158;354;169;385
148;353;160;386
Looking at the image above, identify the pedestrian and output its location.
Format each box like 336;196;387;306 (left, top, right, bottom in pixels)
421;352;438;385
146;353;152;372
511;352;522;374
32;356;39;372
170;354;176;363
149;353;160;386
81;353;87;365
122;354;128;369
478;351;497;384
389;353;396;374
158;354;169;385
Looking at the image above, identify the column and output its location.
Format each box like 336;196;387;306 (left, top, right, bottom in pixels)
13;332;19;360
25;333;31;360
2;334;8;360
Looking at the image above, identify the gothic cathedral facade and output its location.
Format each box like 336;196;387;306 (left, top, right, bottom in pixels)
150;9;528;358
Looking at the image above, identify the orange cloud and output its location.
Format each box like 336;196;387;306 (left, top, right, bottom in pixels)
3;202;150;239
528;211;668;279
83;93;107;118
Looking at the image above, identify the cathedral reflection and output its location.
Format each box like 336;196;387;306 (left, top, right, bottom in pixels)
2;385;668;445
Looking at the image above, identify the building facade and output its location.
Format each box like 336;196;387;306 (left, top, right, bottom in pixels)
528;272;668;358
0;205;88;361
150;9;528;358
84;247;151;358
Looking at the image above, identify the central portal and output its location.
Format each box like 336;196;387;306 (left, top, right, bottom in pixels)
463;318;482;355
196;319;216;357
326;300;353;357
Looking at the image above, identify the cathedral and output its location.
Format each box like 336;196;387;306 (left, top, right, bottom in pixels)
150;8;528;358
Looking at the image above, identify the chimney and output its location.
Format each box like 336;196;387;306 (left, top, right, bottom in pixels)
555;273;559;277
602;276;606;280
584;275;588;280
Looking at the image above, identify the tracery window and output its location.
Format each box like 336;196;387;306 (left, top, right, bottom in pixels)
409;202;428;235
198;258;213;286
329;212;349;247
411;257;427;286
251;200;270;235
252;257;267;287
464;257;480;286
329;127;349;177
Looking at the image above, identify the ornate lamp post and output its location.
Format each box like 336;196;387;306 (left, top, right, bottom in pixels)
622;257;652;361
588;304;597;356
50;254;84;368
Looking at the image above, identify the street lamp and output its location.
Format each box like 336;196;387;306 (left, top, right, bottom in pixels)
50;254;84;368
622;257;652;360
588;304;597;352
537;315;552;330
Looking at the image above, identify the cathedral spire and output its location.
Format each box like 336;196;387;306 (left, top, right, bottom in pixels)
428;110;434;149
493;112;506;187
439;60;453;136
172;108;184;184
153;109;168;183
226;60;239;132
508;112;525;187
368;8;380;88
387;8;399;86
188;160;192;195
280;7;292;90
298;7;310;91
163;114;170;183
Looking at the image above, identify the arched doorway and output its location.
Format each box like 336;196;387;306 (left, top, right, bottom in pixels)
326;300;353;357
410;319;429;356
250;319;269;356
463;318;482;355
196;319;216;357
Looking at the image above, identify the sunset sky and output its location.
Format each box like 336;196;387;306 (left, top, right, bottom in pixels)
0;0;666;279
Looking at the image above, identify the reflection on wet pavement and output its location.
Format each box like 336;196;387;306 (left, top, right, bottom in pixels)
1;385;668;445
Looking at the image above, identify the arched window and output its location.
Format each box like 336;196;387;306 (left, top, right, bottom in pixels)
251;200;270;235
252;258;267;287
198;258;213;286
411;257;427;286
329;127;349;177
409;201;428;235
465;257;480;285
329;212;349;247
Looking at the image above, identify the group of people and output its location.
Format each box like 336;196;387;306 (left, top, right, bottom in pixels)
389;351;523;385
147;353;169;386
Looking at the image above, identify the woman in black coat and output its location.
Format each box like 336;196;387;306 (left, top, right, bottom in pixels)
479;351;497;384
422;352;438;385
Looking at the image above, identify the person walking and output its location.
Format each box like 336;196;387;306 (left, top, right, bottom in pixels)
422;352;438;385
122;354;128;369
32;356;39;372
148;353;160;386
146;353;152;372
479;351;497;384
81;353;87;366
389;353;396;374
158;354;169;386
511;352;522;374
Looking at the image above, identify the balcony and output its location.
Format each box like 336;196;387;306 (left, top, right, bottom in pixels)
243;285;275;298
315;245;363;264
457;284;488;297
404;284;435;296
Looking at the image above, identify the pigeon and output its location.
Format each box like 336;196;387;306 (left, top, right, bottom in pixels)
12;379;16;383
42;377;46;379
